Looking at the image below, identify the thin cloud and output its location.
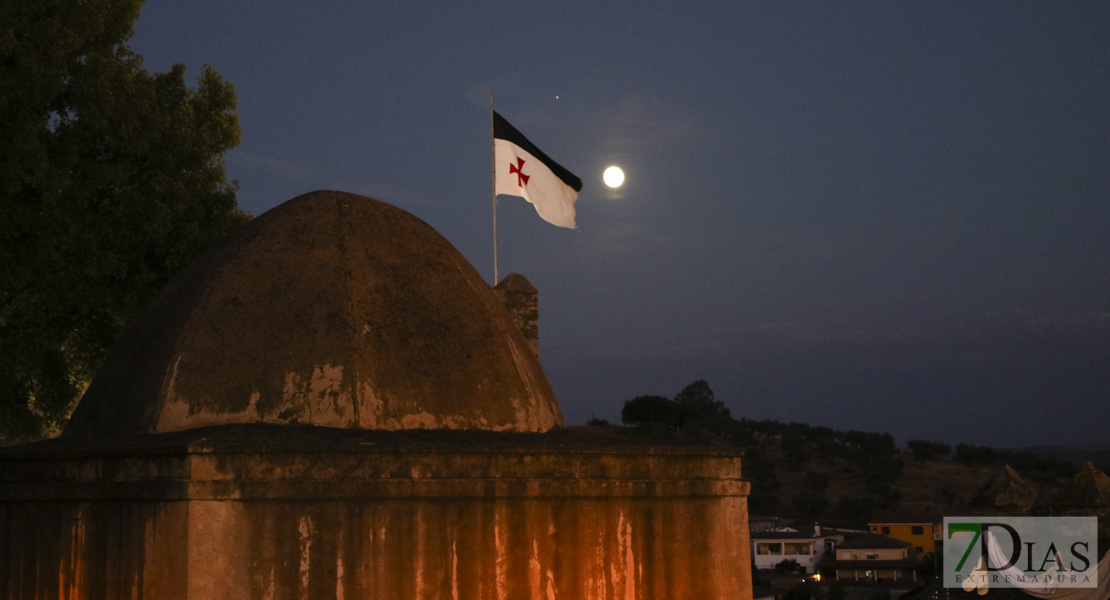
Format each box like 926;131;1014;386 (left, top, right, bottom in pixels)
601;95;694;148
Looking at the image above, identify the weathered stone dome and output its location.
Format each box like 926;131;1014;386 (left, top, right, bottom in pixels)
65;190;564;437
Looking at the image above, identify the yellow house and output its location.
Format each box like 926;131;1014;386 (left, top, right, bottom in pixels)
868;509;936;555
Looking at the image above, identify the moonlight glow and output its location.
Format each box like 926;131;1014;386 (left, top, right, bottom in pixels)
603;166;625;188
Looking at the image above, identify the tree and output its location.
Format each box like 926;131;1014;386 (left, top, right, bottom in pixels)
0;1;247;439
907;439;951;461
621;395;682;428
674;379;730;420
954;444;997;465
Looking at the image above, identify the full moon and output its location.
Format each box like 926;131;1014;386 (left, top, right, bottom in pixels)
603;166;625;188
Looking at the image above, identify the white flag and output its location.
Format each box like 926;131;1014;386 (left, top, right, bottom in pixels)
493;111;582;229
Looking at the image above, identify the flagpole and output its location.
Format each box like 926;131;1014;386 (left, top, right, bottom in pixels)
490;90;499;285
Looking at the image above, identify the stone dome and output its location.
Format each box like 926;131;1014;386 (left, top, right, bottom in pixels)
64;191;564;437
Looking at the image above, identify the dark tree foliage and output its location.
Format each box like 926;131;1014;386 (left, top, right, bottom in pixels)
621;395;682;428
674;379;730;420
0;0;247;439
954;444;998;465
907;439;951;461
774;558;803;574
621;380;735;434
841;430;896;457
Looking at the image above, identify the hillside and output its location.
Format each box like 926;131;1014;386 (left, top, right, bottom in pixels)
753;438;1021;526
616;380;1107;529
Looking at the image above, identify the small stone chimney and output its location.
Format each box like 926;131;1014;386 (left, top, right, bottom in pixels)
493;273;539;357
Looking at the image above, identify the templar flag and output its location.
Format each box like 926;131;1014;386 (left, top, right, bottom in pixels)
493;111;582;229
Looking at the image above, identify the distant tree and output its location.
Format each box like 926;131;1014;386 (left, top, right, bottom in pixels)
621;395;682;428
843;430;896;457
954;444;997;465
0;1;247;439
586;416;610;426
674;379;731;421
907;439;951;461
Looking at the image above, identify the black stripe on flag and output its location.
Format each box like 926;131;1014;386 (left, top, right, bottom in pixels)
493;111;583;192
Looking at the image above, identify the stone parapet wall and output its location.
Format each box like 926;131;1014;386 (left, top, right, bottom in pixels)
0;425;753;600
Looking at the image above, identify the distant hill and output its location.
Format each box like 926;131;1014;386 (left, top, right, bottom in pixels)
612;380;1108;530
1011;443;1110;470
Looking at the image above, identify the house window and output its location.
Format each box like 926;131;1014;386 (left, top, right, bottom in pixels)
757;543;782;555
911;526;924;535
881;526;890;535
785;543;811;555
915;546;924;554
866;553;879;560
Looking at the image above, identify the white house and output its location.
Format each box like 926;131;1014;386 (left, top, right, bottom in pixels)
751;523;844;575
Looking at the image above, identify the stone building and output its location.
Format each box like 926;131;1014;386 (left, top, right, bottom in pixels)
0;191;753;600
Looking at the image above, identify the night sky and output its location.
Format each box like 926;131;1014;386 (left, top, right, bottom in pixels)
128;2;1110;448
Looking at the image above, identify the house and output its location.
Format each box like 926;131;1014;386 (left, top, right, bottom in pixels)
868;508;937;555
751;523;844;575
819;533;922;584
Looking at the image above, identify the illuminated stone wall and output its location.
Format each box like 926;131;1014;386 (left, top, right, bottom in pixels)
0;426;753;600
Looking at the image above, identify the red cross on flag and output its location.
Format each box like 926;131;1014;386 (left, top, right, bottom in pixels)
493;111;582;229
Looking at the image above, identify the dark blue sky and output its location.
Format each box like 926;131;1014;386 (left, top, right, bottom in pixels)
129;2;1110;447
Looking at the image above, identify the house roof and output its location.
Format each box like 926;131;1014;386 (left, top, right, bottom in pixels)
837;533;911;550
751;530;818;541
869;508;936;526
750;523;844;541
